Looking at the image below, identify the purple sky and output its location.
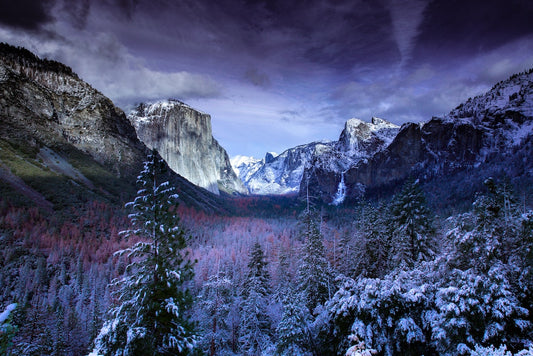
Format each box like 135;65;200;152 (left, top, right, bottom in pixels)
1;0;533;158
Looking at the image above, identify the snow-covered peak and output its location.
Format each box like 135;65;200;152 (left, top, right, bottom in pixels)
264;152;278;163
371;116;400;130
446;69;533;123
231;155;261;176
130;99;210;123
235;117;399;195
338;117;400;155
437;68;533;148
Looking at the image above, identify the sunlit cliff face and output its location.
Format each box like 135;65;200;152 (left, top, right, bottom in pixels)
129;100;247;195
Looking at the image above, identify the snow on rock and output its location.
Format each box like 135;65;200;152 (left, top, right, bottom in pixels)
237;118;399;195
230;155;262;178
129;100;247;195
0;303;16;324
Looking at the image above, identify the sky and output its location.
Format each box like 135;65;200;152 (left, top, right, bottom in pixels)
1;0;533;158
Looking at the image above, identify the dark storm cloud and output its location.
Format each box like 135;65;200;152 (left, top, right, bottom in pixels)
1;0;532;157
93;0;400;74
413;0;533;62
0;0;55;30
59;0;91;30
115;0;141;19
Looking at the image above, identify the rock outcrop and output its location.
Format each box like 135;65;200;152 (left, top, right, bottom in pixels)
234;117;399;195
128;100;247;195
306;69;533;203
0;43;146;179
0;43;234;213
300;117;399;201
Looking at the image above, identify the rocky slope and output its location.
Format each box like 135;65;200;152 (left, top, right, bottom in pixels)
0;43;146;179
234;117;399;195
0;43;232;213
128;100;247;195
305;69;533;204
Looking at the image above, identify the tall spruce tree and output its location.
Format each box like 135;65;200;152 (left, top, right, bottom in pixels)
296;210;333;313
239;242;272;355
356;202;390;278
91;150;196;356
197;272;234;356
389;179;435;268
276;288;310;356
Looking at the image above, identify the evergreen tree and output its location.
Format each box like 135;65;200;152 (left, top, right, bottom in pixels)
91;150;196;355
274;247;293;302
275;288;310;356
389;179;435;268
197;272;234;355
450;177;522;273
296;210;333;313
355;201;390;278
239;242;272;355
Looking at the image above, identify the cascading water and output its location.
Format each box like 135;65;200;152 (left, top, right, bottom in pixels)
331;171;347;206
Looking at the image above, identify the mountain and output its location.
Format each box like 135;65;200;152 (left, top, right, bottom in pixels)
235;117;399;195
230;154;263;182
0;43;231;213
305;69;533;205
128;100;247;195
0;43;145;178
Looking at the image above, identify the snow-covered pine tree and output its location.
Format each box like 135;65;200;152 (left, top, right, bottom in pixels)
449;177;522;273
197;272;234;356
239;242;272;355
389;179;435;268
296;209;333;313
91;150;196;356
355;201;390;278
275;288;310;356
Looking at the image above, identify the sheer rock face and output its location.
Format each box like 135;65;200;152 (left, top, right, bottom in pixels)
128;101;247;195
318;70;533;203
234;117;399;196
0;43;146;178
299;117;400;200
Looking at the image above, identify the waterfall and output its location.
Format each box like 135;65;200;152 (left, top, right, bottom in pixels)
331;171;347;206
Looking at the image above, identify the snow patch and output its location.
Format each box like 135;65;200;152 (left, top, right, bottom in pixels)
0;303;16;324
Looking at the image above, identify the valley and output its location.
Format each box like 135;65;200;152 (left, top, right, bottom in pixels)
0;43;532;356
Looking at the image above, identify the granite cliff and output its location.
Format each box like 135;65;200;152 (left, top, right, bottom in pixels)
0;43;146;179
305;69;533;204
128;100;247;195
0;43;232;212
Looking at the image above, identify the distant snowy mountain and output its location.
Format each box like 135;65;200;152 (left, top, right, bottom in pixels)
305;68;533;204
235;117;399;195
230;154;266;183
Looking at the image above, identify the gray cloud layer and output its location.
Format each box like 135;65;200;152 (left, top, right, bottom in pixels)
1;0;532;157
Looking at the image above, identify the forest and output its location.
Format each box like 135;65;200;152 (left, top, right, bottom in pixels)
1;153;532;356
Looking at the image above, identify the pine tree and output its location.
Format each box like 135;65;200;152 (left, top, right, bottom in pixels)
91;150;196;356
389;179;435;268
296;210;333;313
197;272;234;355
239;242;272;355
450;177;522;272
356;202;390;278
276;288;310;356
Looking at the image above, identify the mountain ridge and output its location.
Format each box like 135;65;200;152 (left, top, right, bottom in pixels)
305;68;533;205
233;117;399;195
